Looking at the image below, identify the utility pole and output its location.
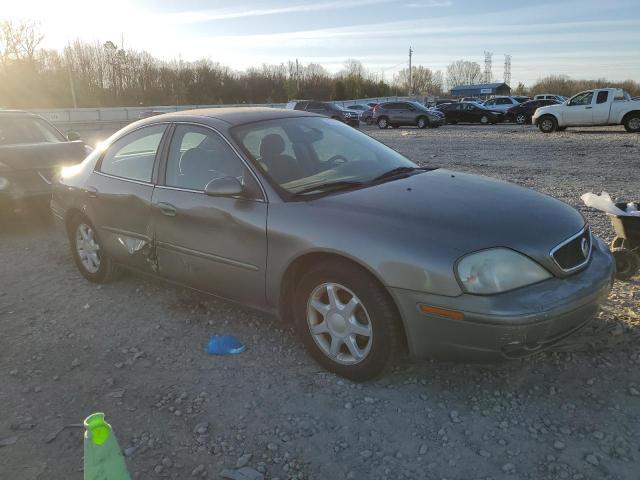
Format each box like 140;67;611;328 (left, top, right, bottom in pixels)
503;54;512;86
295;58;300;96
408;46;413;95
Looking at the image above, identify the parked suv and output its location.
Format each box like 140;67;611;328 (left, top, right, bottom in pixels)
482;96;526;112
372;101;444;129
534;94;567;102
285;100;359;127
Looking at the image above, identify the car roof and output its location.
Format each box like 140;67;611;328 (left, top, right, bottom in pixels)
0;110;38;117
141;107;319;126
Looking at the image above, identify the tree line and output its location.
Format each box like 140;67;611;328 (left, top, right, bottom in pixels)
1;20;638;108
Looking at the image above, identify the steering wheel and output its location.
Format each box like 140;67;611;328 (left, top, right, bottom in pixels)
326;155;349;168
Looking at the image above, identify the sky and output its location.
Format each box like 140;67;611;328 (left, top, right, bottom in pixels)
3;0;640;85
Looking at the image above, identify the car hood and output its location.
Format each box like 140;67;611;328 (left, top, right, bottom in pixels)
0;141;88;171
313;169;585;272
534;104;564;117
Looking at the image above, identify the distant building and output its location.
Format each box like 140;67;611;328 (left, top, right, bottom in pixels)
450;82;511;97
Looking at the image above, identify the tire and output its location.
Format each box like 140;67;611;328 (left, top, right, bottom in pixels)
538;115;558;133
365;117;373;125
612;248;639;280
417;116;428;129
69;213;118;283
480;115;489;124
294;260;401;381
623;113;640;133
377;116;389;129
515;112;528;125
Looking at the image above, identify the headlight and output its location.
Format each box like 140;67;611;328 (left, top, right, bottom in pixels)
0;176;9;191
456;248;551;294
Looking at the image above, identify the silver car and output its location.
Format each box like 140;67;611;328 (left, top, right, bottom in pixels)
52;108;615;381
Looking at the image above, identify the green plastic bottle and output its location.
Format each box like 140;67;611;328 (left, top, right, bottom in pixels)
84;412;131;480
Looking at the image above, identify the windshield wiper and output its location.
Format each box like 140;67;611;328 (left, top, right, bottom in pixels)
292;180;365;196
369;166;422;183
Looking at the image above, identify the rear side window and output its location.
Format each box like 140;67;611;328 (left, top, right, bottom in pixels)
596;91;608;104
100;125;165;182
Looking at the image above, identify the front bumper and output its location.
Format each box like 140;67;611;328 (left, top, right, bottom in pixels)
390;236;615;361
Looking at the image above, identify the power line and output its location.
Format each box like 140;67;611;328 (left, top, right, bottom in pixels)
504;54;512;86
484;51;493;83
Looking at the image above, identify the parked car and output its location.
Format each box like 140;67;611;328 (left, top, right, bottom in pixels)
359;107;375;125
534;94;567;103
0;110;90;210
459;97;483;104
345;104;369;112
532;88;640;133
286;100;359;127
437;102;504;124
52;107;614;380
506;99;560;124
372;101;444;129
482;96;526;112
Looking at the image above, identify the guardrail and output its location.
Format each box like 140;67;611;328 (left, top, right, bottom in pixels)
26;96;426;130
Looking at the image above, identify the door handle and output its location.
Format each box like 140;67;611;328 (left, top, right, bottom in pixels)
158;202;177;217
585;106;592;109
86;187;98;198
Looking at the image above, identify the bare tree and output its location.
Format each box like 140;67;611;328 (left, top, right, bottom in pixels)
446;60;482;87
394;66;443;95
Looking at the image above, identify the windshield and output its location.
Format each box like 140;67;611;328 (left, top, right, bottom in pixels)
232;117;416;195
0;116;66;145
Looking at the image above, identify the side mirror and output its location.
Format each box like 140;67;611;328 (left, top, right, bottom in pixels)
204;176;243;197
67;131;81;141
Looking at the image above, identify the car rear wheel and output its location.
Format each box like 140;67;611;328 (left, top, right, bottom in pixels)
623;113;640;133
417;116;428;129
612;247;639;280
365;117;373;125
377;117;389;129
515;112;527;125
295;261;401;381
69;214;118;283
538;116;558;133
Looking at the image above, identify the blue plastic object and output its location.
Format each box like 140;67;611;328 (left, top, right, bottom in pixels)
207;335;246;355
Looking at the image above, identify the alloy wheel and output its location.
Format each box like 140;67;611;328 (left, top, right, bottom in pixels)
76;223;101;273
629;117;640;131
306;282;373;365
541;119;554;132
516;113;527;124
480;115;489;124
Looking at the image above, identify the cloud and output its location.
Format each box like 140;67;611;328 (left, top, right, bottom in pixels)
406;1;453;7
155;0;393;25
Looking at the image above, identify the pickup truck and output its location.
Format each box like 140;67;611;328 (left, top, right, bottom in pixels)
0;110;90;210
533;88;640;133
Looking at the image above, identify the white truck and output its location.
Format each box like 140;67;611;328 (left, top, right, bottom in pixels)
532;88;640;133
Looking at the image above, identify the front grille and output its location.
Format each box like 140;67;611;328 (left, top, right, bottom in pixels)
551;227;592;272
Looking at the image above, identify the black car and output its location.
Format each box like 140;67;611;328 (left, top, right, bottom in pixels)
436;102;504;125
506;99;560;124
0;111;89;210
286;100;359;127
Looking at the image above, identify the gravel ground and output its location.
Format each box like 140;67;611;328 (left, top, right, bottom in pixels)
1;123;639;480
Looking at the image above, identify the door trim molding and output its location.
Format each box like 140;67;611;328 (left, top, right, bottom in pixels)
156;241;260;271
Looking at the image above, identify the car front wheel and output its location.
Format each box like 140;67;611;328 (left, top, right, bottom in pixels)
69;214;118;283
377;117;389;129
295;261;400;381
515;112;527;124
417;116;428;129
538;115;558;133
480;115;489;124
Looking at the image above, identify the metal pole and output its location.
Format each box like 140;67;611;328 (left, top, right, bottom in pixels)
408;47;413;95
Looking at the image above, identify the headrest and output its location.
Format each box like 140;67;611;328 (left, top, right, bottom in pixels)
259;134;285;158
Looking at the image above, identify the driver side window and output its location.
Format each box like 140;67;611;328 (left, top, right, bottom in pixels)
165;125;245;192
569;92;594;106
